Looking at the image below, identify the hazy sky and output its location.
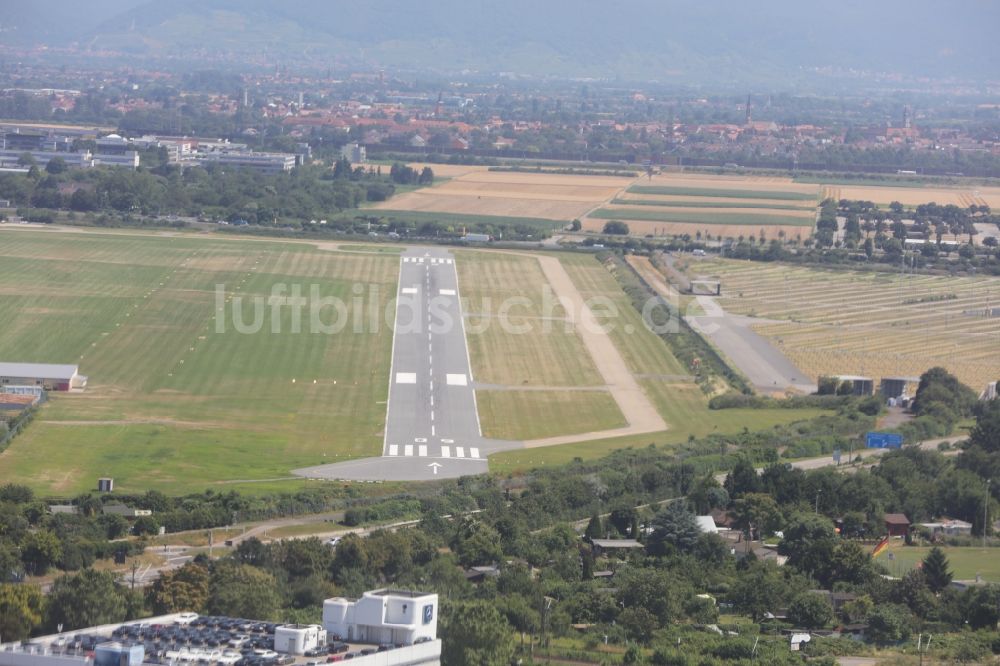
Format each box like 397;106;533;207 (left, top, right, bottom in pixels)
3;0;998;85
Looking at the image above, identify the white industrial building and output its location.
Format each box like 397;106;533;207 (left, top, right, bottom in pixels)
1;590;441;666
198;152;296;174
0;363;87;391
323;589;438;646
273;625;326;656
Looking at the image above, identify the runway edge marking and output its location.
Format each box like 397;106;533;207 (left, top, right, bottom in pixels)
382;254;404;457
451;254;483;438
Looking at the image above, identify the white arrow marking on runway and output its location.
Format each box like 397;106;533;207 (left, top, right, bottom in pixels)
428;462;442;475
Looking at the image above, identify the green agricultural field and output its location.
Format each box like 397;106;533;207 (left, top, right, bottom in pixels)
612;198;814;211
591;207;813;227
0;230;397;494
876;544;1000;582
628;185;817;200
477;389;625;440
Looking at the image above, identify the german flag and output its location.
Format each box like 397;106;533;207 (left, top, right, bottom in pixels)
871;536;889;558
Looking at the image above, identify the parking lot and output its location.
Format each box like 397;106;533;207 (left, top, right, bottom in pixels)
31;615;402;664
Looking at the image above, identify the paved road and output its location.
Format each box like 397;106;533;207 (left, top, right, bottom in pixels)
687;296;817;394
294;247;519;481
713;436;963;483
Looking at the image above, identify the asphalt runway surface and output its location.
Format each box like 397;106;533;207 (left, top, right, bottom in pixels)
294;247;519;481
687;296;817;394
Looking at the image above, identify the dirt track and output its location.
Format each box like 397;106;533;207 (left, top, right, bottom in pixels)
521;255;666;448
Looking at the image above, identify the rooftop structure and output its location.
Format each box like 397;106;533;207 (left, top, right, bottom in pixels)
1;595;441;666
322;589;438;647
198;152;296;174
0;363;86;391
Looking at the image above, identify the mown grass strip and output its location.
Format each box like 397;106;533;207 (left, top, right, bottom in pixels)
612;198;814;211
591;207;815;227
628;185;817;200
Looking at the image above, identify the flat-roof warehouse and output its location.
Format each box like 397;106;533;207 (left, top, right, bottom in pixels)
0;363;87;391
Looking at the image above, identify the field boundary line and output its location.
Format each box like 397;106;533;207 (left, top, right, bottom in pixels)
520;255;667;448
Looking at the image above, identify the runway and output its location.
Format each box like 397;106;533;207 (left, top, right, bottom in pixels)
294;247;519;481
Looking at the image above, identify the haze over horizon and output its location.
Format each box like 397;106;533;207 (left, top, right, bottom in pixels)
2;0;998;88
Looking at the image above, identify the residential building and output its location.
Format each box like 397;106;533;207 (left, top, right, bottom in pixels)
340;142;366;164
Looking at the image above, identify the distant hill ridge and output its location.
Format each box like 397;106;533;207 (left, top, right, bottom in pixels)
3;0;998;83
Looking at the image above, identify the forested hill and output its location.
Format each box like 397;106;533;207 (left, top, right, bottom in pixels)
4;0;998;85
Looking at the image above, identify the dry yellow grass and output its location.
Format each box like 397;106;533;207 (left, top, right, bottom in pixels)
406;163;490;178
644;172;819;194
694;258;1000;392
581;218;807;241
602;203;816;219
615;192;814;207
371;169;631;221
825;184;1000;208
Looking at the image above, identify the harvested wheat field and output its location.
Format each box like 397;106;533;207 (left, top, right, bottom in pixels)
821;183;1000;208
406;162;490;178
581;218;808;241
581;171;820;239
640;172;821;197
372;169;632;221
687;258;1000;392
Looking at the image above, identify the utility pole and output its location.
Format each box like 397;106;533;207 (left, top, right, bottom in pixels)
985;479;991;549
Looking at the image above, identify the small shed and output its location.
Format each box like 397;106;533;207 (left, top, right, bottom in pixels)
883;513;910;537
589;538;644;558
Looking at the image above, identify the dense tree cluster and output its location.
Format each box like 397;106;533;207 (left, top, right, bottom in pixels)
0;375;997;662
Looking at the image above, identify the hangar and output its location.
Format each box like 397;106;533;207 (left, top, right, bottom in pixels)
0;362;87;391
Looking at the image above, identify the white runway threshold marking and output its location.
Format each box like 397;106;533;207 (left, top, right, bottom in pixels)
470;447;480;459
395;372;416;384
388;445;398;456
456;446;465;458
418;445;428;457
404;444;413;456
446;374;468;386
439;289;456;296
441;445;451;458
